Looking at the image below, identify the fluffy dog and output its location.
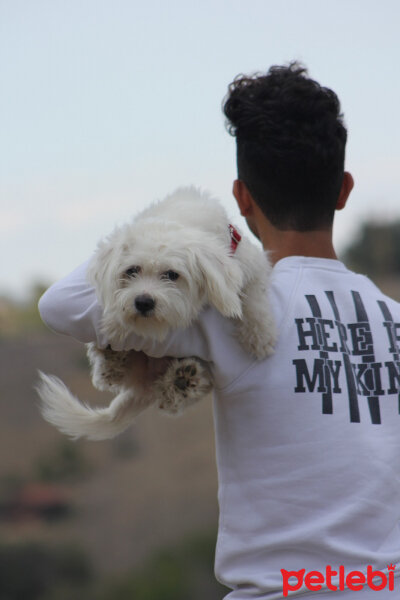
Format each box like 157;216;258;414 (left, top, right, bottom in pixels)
37;187;275;440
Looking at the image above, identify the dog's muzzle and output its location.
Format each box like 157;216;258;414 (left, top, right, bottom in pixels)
135;294;156;315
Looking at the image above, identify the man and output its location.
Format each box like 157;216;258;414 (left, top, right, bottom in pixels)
39;63;400;598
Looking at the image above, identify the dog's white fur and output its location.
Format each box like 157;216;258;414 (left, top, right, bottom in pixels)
37;187;275;441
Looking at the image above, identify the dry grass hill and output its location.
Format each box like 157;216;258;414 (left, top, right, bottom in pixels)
0;328;219;578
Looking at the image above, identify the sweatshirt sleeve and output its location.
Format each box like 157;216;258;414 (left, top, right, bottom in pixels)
38;260;211;361
38;260;106;346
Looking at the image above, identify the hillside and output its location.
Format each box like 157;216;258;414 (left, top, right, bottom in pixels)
0;330;219;577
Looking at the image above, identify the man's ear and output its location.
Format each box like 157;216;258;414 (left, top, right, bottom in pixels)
233;179;261;241
233;179;254;217
336;171;354;211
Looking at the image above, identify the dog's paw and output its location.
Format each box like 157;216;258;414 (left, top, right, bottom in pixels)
173;362;199;393
87;344;135;392
156;358;213;416
236;311;276;360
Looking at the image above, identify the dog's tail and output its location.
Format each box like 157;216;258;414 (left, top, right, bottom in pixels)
36;372;150;441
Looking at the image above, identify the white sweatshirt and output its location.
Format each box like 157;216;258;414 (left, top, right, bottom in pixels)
39;256;400;599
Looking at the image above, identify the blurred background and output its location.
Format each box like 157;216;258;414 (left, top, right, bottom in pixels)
1;1;400;598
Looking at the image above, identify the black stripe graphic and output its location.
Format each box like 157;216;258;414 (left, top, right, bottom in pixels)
325;291;360;423
378;300;400;414
351;291;381;424
306;295;332;415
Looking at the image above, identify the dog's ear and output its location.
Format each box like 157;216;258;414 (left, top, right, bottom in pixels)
192;241;244;319
87;237;118;308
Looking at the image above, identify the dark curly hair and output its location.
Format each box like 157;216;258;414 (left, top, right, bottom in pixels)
223;62;347;231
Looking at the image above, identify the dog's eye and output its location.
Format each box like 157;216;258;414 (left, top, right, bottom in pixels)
162;270;179;281
124;266;141;277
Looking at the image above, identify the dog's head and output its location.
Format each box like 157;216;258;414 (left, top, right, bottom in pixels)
87;219;244;344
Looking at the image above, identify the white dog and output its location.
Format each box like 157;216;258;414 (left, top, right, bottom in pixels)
37;188;275;440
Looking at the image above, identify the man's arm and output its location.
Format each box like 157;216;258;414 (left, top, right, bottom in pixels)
38;260;107;347
38;260;211;361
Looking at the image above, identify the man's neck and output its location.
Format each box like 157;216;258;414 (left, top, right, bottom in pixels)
256;221;337;266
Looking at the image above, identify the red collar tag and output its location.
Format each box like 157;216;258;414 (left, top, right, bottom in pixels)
228;224;241;254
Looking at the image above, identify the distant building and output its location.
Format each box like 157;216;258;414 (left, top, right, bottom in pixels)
0;483;71;523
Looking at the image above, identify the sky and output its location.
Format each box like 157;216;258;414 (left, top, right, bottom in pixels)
1;0;400;300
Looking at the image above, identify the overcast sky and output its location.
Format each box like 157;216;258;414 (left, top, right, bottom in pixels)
1;0;400;300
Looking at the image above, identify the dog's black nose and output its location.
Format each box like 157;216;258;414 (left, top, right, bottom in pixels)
135;294;156;314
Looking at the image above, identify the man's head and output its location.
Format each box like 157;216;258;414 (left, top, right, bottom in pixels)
223;62;349;232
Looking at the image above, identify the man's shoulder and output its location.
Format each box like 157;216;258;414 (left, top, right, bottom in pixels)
269;257;400;325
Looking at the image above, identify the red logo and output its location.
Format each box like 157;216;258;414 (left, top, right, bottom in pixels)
281;564;396;596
